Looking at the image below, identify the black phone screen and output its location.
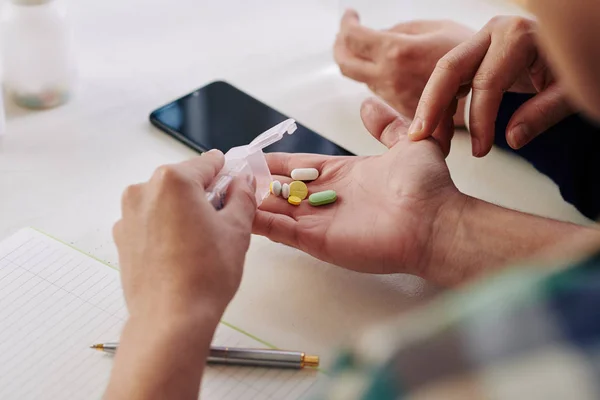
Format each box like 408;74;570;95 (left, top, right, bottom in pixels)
150;81;353;156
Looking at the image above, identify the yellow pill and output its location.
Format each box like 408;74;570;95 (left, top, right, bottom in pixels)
289;181;308;200
288;195;302;206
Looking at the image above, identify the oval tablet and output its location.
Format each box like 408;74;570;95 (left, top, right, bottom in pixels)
270;180;282;196
288;195;302;206
281;183;290;199
289;181;308;200
291;168;319;181
308;190;337;206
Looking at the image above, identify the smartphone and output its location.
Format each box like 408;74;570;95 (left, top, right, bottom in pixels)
149;81;354;156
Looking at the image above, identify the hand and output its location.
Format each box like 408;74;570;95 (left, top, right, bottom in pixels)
113;151;257;322
334;10;474;136
253;98;466;280
409;16;575;157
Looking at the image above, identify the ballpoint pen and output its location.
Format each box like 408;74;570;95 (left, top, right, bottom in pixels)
90;343;319;369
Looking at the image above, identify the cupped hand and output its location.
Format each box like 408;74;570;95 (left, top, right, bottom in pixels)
409;16;575;157
113;151;257;322
253;98;466;278
334;9;474;137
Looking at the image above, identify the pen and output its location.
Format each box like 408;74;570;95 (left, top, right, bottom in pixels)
90;343;319;369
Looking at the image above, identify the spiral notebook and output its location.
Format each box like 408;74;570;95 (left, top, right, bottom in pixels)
0;228;320;400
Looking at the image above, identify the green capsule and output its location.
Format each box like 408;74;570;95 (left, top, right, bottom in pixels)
308;190;337;206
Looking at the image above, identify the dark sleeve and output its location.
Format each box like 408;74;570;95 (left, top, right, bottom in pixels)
494;92;600;220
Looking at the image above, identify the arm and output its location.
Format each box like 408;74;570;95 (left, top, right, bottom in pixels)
429;195;599;286
253;97;600;287
104;151;257;399
104;310;220;400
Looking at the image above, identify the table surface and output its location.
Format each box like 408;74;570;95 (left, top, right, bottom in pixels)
0;0;590;368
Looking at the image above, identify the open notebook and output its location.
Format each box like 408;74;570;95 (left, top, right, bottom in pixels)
0;228;321;399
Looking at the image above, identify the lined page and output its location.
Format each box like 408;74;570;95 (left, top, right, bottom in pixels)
0;229;320;400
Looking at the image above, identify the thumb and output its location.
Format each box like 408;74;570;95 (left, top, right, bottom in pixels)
506;85;574;149
221;174;257;230
360;97;411;148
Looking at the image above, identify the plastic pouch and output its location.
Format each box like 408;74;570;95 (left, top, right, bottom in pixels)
205;119;297;210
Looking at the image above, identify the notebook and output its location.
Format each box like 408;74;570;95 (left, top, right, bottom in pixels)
0;228;321;399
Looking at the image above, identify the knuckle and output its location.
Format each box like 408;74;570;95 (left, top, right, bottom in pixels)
416;91;437;112
531;101;554;125
337;62;351;78
121;184;140;207
263;214;276;237
152;165;185;188
241;187;257;208
505;17;533;37
471;70;500;91
344;26;360;47
384;42;413;61
385;116;410;137
112;220;123;242
234;189;257;217
487;15;509;28
435;55;459;73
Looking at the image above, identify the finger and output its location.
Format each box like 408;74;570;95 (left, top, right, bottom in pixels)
334;19;378;83
252;211;299;248
468;35;538;157
506;85;574;149
221;175;257;229
431;98;458;157
360;97;411;148
265;153;329;176
527;45;553;93
258;194;297;219
340;9;380;60
120;183;144;217
408;30;492;141
333;48;378;83
177;149;225;189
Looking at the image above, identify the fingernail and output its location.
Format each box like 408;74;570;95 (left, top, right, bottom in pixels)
509;124;528;149
408;118;423;139
472;138;481;157
206;149;222;155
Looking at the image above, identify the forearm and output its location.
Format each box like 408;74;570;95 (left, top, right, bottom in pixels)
427;195;600;286
104;307;222;400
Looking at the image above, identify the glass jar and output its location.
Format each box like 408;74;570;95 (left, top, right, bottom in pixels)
1;0;76;109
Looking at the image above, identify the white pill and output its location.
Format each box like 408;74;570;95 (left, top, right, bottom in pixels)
281;183;290;199
270;180;282;196
291;168;319;181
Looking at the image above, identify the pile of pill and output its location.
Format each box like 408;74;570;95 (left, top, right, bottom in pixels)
269;168;337;207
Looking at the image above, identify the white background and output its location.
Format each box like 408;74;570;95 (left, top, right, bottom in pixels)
0;0;590;367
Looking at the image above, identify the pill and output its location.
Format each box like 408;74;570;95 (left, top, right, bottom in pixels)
291;168;319;181
288;195;302;206
270;180;282;196
289;181;308;200
308;190;337;206
281;183;290;199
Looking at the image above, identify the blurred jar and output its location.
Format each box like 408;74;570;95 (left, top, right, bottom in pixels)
1;0;76;109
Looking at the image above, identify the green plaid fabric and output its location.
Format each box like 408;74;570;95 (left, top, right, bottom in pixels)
315;254;600;399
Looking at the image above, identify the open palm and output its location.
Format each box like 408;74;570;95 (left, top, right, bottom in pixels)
253;98;464;276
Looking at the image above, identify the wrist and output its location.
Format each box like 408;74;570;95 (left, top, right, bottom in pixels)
124;298;224;345
417;191;470;285
422;195;593;286
106;300;221;400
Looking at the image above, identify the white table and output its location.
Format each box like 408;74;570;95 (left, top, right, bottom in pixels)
0;0;589;368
